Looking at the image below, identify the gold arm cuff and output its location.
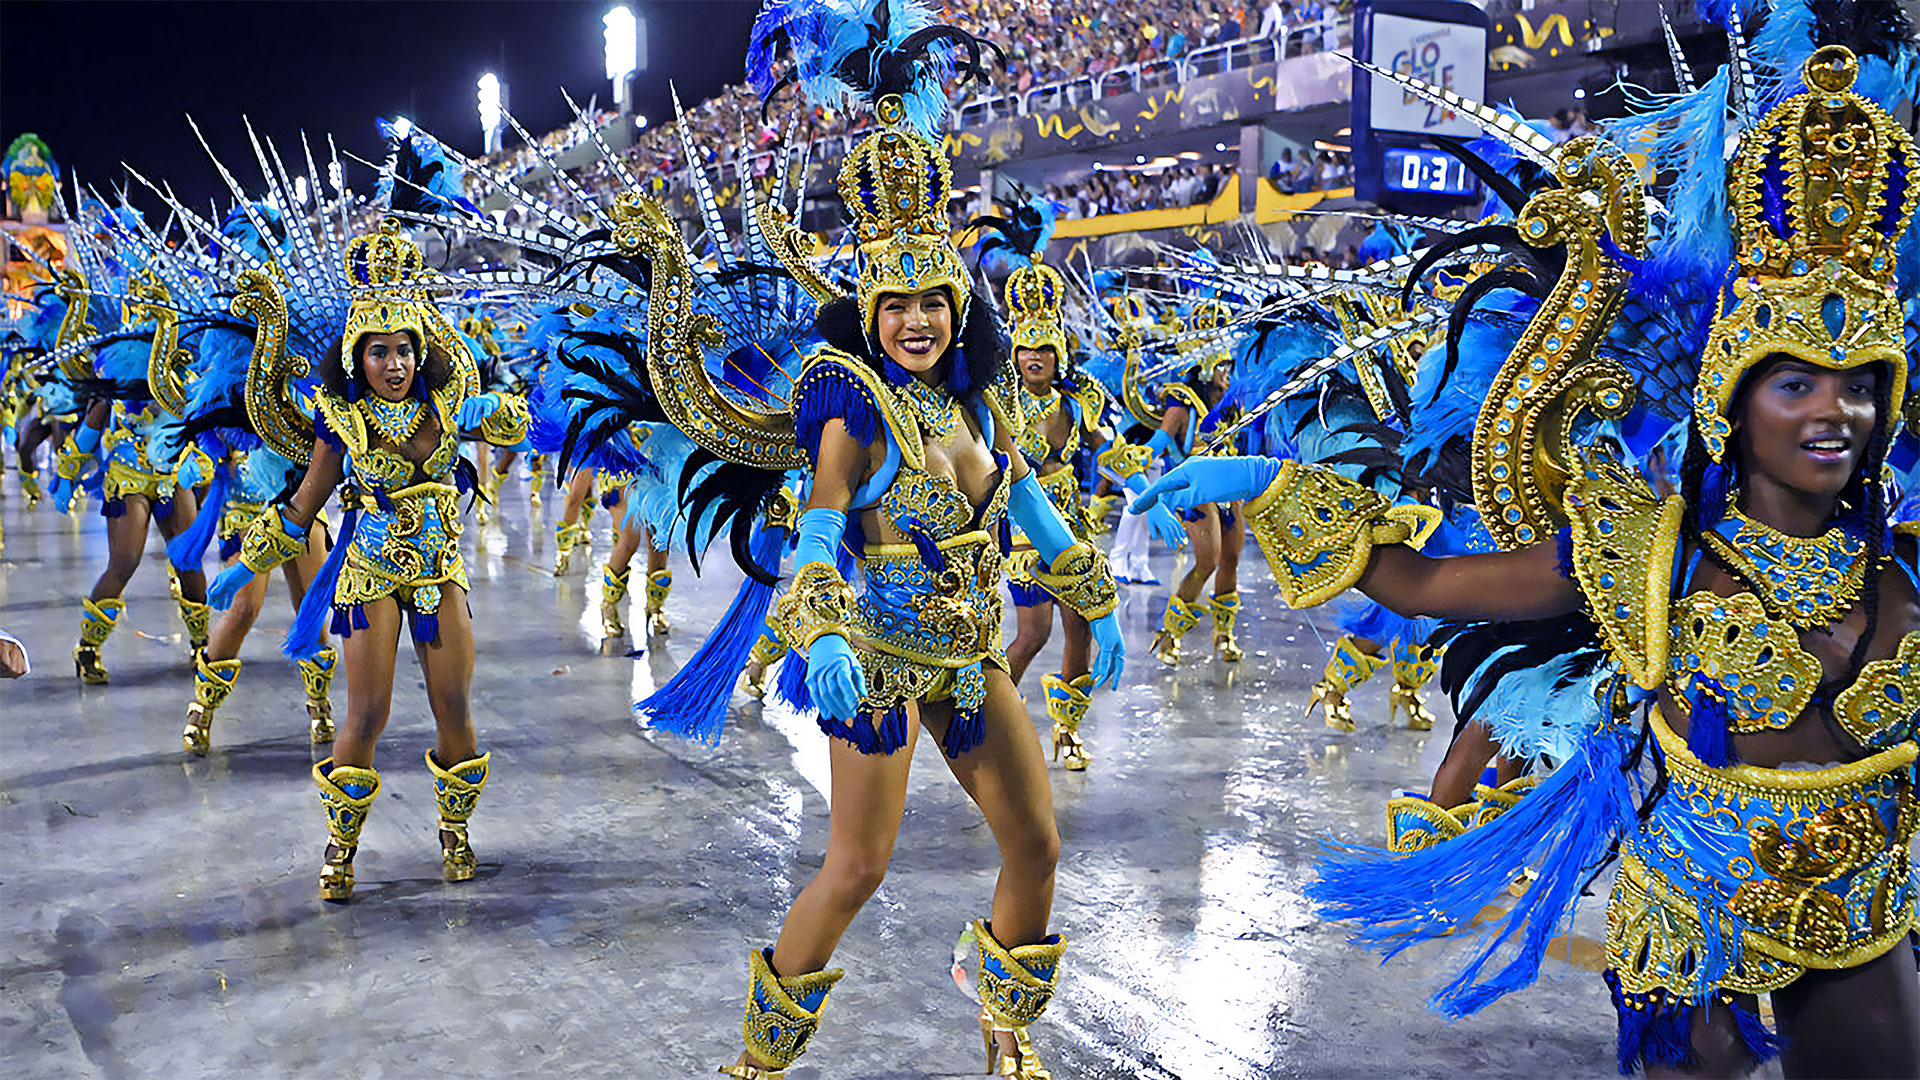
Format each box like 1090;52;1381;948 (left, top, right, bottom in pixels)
1244;460;1411;609
55;446;96;481
1097;441;1151;482
1030;541;1119;620
771;561;858;654
477;392;531;445
238;507;308;575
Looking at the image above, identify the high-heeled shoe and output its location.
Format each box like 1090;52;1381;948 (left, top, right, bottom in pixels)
427;750;490;882
1209;591;1245;662
1151;596;1202;666
721;947;844;1079
553;520;587;575
645;569;673;636
74;598;123;684
1042;673;1093;771
1306;635;1385;732
313;758;380;902
972;920;1067;1080
178;598;211;656
184;650;241;755
1387;641;1440;731
743;633;785;698
299;648;337;743
600;565;630;637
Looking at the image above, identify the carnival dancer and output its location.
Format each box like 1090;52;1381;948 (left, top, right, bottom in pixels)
976;197;1111;770
47;219;211;683
1135;302;1248;666
528;4;1124;1070
1138;26;1920;1076
207;216;529;902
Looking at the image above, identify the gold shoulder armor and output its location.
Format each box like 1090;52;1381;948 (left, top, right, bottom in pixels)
1244;460;1421;608
313;389;367;458
1561;450;1682;690
798;349;927;472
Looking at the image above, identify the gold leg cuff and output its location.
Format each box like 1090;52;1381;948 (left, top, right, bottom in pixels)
740;948;844;1071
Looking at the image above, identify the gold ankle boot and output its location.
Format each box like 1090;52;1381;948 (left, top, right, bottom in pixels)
600;565;630;637
527;458;544;507
1306;635;1385;732
553;520;587;575
1209;591;1245;662
645;569;672;636
743;633;786;698
1388;642;1440;731
178;597;211;656
21;470;42;509
721;947;844;1078
427;750;490;882
299;647;337;743
1151;596;1203;666
314;758;380;902
973;920;1067;1080
1042;673;1093;771
74;598;123;684
184;651;241;755
478;466;508;524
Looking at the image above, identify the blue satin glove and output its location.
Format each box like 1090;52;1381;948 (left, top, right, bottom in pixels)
807;631;866;722
208;563;257;611
1123;473;1189;549
50;473;77;514
457;392;502;429
1134;456;1283;514
1089;612;1125;690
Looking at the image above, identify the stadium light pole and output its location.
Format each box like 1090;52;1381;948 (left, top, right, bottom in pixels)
604;5;638;114
478;72;505;154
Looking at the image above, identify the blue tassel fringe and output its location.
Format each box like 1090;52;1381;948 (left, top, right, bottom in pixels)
638;524;788;746
167;460;230;572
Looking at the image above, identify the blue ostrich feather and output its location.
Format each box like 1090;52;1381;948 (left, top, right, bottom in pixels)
1311;721;1640;1019
749;0;962;141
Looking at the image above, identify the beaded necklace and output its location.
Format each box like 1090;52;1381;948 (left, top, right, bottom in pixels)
360;394;425;445
1706;498;1866;629
900;376;961;441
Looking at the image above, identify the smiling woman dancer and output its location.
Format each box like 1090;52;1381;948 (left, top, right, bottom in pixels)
673;8;1126;1074
1138;35;1920;1079
210;221;528;902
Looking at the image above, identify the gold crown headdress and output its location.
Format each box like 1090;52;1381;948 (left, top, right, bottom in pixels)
340;218;429;363
1182;299;1233;380
839;95;971;333
1006;258;1069;363
1696;46;1920;461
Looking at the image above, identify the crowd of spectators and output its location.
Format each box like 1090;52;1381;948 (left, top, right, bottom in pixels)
469;0;1350;216
1046;162;1234;218
1266;147;1352;194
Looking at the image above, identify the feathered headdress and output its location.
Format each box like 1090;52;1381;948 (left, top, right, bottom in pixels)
748;0;1001;331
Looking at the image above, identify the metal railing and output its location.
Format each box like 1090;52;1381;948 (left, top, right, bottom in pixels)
650;22;1351;199
956;24;1347;128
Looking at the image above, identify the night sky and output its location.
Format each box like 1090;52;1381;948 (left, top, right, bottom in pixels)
1;0;762;214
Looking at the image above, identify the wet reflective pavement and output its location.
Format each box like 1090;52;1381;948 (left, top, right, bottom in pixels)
0;476;1679;1079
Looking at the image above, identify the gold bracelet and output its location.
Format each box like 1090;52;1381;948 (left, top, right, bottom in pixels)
55;447;96;481
238;507;309;575
1244;460;1413;608
1030;541;1118;620
772;561;858;654
477;392;531;445
1097;441;1151;483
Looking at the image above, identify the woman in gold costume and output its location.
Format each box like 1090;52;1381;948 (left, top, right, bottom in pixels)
210;221;528;903
1139;38;1920;1077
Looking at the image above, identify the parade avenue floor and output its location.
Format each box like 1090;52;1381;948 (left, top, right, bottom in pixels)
0;472;1741;1079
